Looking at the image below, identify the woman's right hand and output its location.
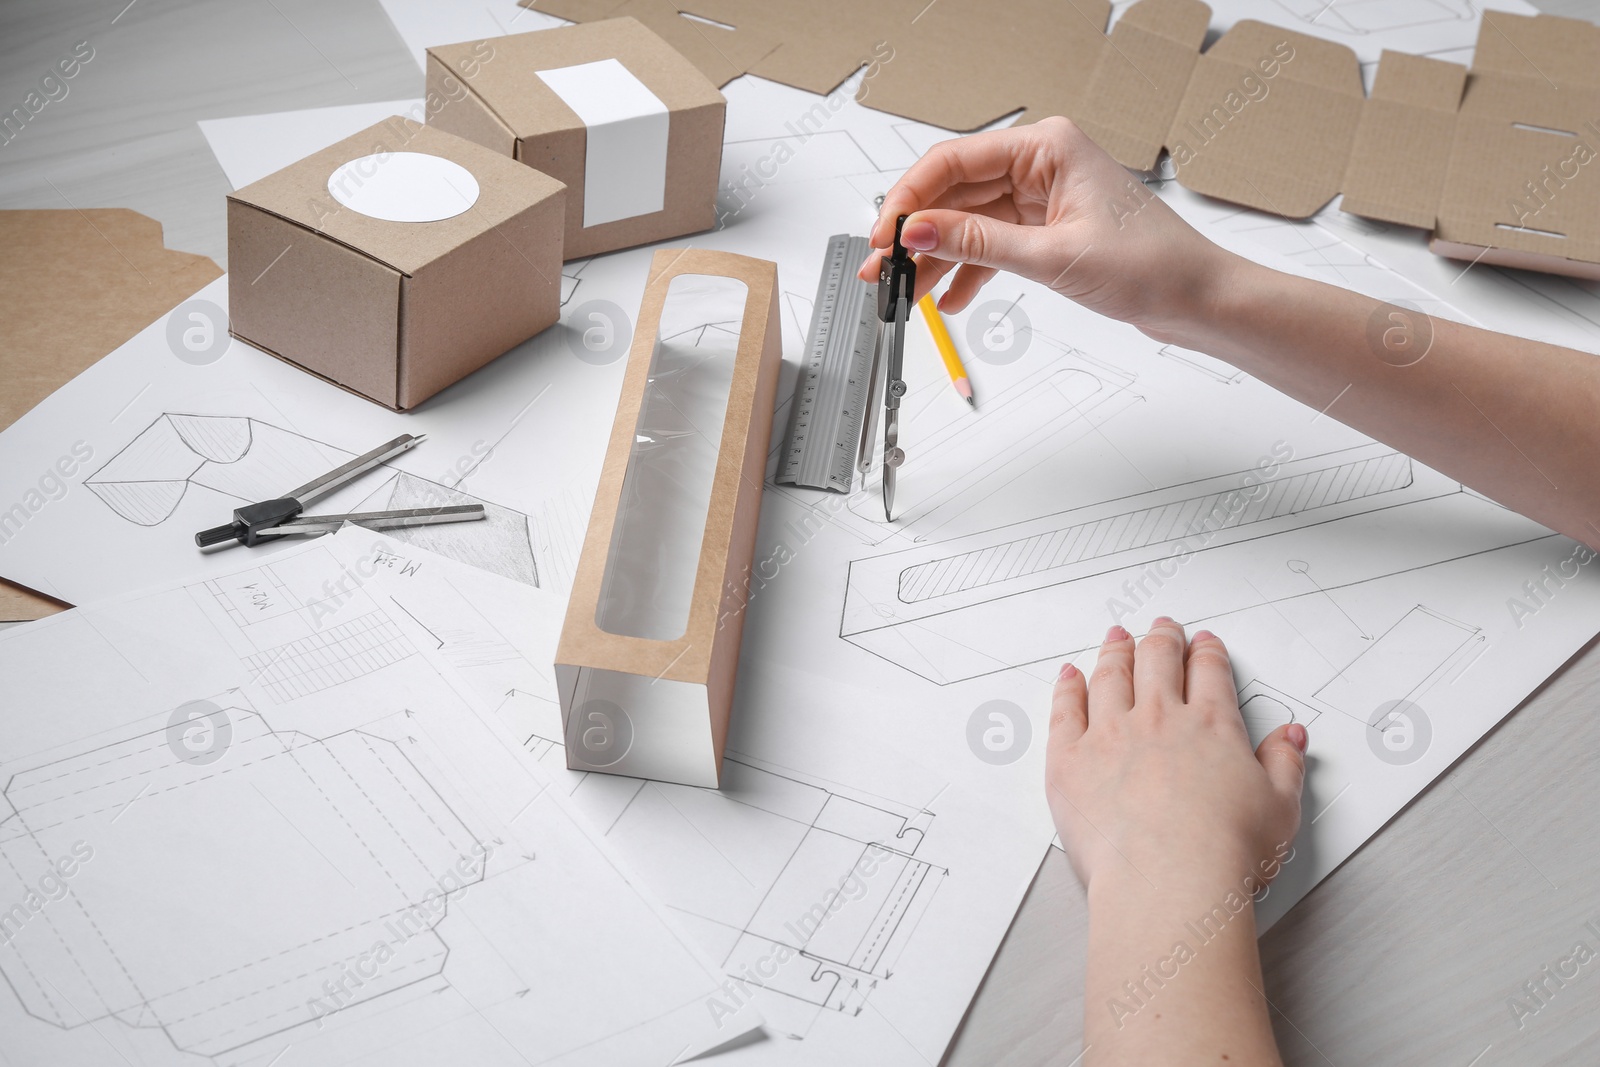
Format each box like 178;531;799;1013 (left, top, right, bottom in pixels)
858;116;1242;347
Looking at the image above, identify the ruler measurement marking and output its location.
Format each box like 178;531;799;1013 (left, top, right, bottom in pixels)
777;234;879;493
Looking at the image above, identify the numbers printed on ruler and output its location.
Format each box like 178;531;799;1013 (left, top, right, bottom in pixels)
777;234;880;494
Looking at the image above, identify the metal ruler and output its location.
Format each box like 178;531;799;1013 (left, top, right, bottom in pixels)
776;233;880;493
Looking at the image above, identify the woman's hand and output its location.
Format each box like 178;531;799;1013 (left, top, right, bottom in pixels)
1048;619;1306;895
858;116;1242;345
1055;620;1304;1064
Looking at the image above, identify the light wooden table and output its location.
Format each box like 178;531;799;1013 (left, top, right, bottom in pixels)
3;3;1597;1064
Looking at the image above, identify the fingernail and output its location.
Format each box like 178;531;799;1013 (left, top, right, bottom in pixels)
1059;662;1078;680
901;220;938;251
1106;625;1130;642
1192;629;1215;642
1287;723;1308;752
1152;615;1176;628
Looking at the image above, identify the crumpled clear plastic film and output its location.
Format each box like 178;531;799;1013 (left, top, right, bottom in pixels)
595;274;749;641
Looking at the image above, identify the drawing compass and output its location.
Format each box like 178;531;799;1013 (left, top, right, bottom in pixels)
861;214;916;522
193;433;485;548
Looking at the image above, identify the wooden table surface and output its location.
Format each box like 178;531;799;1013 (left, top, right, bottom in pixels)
2;2;1597;1064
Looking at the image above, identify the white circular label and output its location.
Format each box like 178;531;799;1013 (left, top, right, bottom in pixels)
326;152;480;223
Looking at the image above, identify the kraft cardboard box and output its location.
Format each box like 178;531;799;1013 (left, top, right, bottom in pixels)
426;18;726;261
555;248;781;789
533;0;1600;279
228;118;565;410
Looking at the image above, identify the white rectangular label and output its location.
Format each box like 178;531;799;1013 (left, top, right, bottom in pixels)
536;58;670;229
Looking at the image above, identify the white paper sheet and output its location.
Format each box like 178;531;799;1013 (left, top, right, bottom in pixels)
10;1;1597;1061
314;524;1047;1067
199;99;426;190
0;533;760;1066
1308;202;1600;355
376;0;565;72
7;171;1600;1064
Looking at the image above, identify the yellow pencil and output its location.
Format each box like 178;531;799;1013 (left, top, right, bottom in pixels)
918;293;974;407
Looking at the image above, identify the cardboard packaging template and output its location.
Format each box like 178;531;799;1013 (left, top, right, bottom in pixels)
533;0;1600;279
1347;17;1600;279
1092;5;1600;280
227;118;566;410
426;18;726;261
555;248;781;789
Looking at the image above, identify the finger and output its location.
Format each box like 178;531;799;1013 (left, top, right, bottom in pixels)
938;263;999;313
859;251;962;299
1132;616;1186;706
1256;723;1309;812
872;128;1035;245
1087;625;1135;720
1183;629;1236;707
925;176;1015;214
859;246;955;285
860;195;1020;283
858;246;885;281
1048;661;1088;747
895;208;1055;283
912;254;958;301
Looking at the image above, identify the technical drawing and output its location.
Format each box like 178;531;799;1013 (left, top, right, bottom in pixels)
896;447;1415;604
201;548;428;705
720;130;882;196
241;611;414;702
0;694;483;1060
714;787;940;1036
85;414;538;587
385;562;948;1033
842;343;1140;540
354;469;537;587
838;442;1540;684
85;413;346;526
1314;604;1484;719
1237;679;1323;747
1214;201;1460;320
767;336;1141;548
716;69;927;195
1487;268;1600;349
510;696;947;1041
561;257;590;306
781;286;817;348
1268;0;1476;35
1157;344;1247;385
528;486;588;594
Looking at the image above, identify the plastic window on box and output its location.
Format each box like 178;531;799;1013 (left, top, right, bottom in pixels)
595;274;749;641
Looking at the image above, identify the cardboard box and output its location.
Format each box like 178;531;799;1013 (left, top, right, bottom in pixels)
532;0;1600;279
228;118;565;410
555;248;781;788
426;18;726;260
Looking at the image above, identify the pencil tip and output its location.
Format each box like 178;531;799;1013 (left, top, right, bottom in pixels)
965;396;975;407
